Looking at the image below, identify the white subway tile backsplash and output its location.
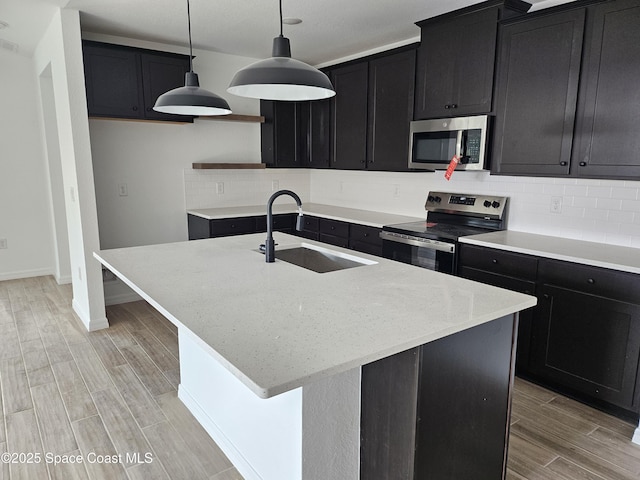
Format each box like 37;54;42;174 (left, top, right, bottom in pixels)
596;198;622;210
587;186;613;198
183;168;640;250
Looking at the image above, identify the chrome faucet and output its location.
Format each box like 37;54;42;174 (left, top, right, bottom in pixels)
265;190;303;262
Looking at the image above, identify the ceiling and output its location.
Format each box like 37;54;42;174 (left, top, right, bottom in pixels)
2;0;573;64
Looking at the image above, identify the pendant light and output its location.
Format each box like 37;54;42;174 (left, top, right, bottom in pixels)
227;0;335;101
153;0;231;116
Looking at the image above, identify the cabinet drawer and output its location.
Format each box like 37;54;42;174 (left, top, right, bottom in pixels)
349;224;382;247
539;259;640;305
301;216;319;233
255;214;295;233
209;217;257;237
319;218;349;238
319;234;349;248
458;245;538;279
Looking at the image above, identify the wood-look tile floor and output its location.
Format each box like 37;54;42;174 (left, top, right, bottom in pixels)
1;276;639;480
0;276;241;480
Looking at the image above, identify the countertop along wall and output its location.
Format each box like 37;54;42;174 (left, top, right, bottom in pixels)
183;168;640;250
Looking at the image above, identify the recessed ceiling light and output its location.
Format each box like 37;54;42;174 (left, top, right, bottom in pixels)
0;21;9;30
282;17;302;25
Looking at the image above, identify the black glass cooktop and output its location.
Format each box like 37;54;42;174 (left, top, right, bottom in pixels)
383;221;495;242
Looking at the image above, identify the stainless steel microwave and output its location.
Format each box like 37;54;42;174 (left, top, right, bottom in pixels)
408;115;489;171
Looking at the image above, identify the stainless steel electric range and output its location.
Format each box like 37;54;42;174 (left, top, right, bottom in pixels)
380;191;508;274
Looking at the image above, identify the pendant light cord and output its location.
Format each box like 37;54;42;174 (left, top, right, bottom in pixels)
279;0;283;37
187;0;194;72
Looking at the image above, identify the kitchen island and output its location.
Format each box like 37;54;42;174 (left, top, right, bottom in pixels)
94;233;536;480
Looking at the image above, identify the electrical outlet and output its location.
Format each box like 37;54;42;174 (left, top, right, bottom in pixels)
118;183;128;197
393;184;400;198
550;196;563;214
69;186;76;203
0;238;7;249
216;182;224;195
272;180;279;191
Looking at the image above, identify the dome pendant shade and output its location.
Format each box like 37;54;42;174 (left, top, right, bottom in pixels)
227;36;335;101
154;72;232;116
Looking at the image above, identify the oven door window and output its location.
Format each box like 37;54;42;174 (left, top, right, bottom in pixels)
412;131;457;165
382;241;455;274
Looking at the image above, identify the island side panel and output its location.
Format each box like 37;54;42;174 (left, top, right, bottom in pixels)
177;329;303;480
360;347;420;479
414;314;517;480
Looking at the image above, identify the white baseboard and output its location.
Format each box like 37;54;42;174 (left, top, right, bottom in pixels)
633;425;640;445
0;268;53;282
178;385;262;480
72;298;109;331
55;274;72;285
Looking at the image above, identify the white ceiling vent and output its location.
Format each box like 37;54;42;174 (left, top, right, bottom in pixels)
0;39;19;54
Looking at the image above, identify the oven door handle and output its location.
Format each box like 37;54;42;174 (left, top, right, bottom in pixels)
379;231;456;253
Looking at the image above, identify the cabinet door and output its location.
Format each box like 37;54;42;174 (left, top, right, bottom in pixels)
330;63;369;169
140;53;192;122
307;100;331;168
367;50;415;171
572;0;640;179
492;9;585;176
260;101;301;167
83;44;144;118
415;7;498;119
530;284;640;413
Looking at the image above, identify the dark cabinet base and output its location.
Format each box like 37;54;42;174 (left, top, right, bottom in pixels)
361;314;517;480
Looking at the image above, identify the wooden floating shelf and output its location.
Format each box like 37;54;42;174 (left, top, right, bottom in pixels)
197;114;265;123
192;163;266;170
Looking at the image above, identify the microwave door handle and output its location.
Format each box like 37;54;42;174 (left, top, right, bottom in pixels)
455;130;464;158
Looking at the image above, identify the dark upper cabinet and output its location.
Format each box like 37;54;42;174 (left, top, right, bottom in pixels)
571;0;640;179
414;5;500;119
82;41;192;123
83;44;144;119
330;62;370;170
330;48;416;171
366;51;416;171
491;8;585;176
140;53;193;122
260;99;331;168
260;101;299;167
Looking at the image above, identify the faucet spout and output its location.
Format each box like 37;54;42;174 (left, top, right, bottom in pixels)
265;190;303;263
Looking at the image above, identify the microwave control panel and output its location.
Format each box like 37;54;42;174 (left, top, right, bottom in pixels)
461;129;482;164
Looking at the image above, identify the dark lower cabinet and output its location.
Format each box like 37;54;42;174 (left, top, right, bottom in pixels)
529;259;640;419
458;243;640;421
349;224;383;257
458;244;537;373
187;213;384;258
318;218;350;248
361;315;517;480
187;213;295;240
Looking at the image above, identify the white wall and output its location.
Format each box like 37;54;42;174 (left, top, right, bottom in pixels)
0;48;56;280
84;33;264;249
34;9;107;330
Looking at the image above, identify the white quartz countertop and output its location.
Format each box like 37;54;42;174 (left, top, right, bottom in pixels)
95;233;535;399
460;230;640;274
187;202;423;228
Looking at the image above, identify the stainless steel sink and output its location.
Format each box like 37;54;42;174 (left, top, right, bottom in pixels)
275;244;376;273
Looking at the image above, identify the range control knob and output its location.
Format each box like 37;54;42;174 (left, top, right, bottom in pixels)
434;196;442;203
492;201;501;208
483;200;492;208
427;195;435;202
